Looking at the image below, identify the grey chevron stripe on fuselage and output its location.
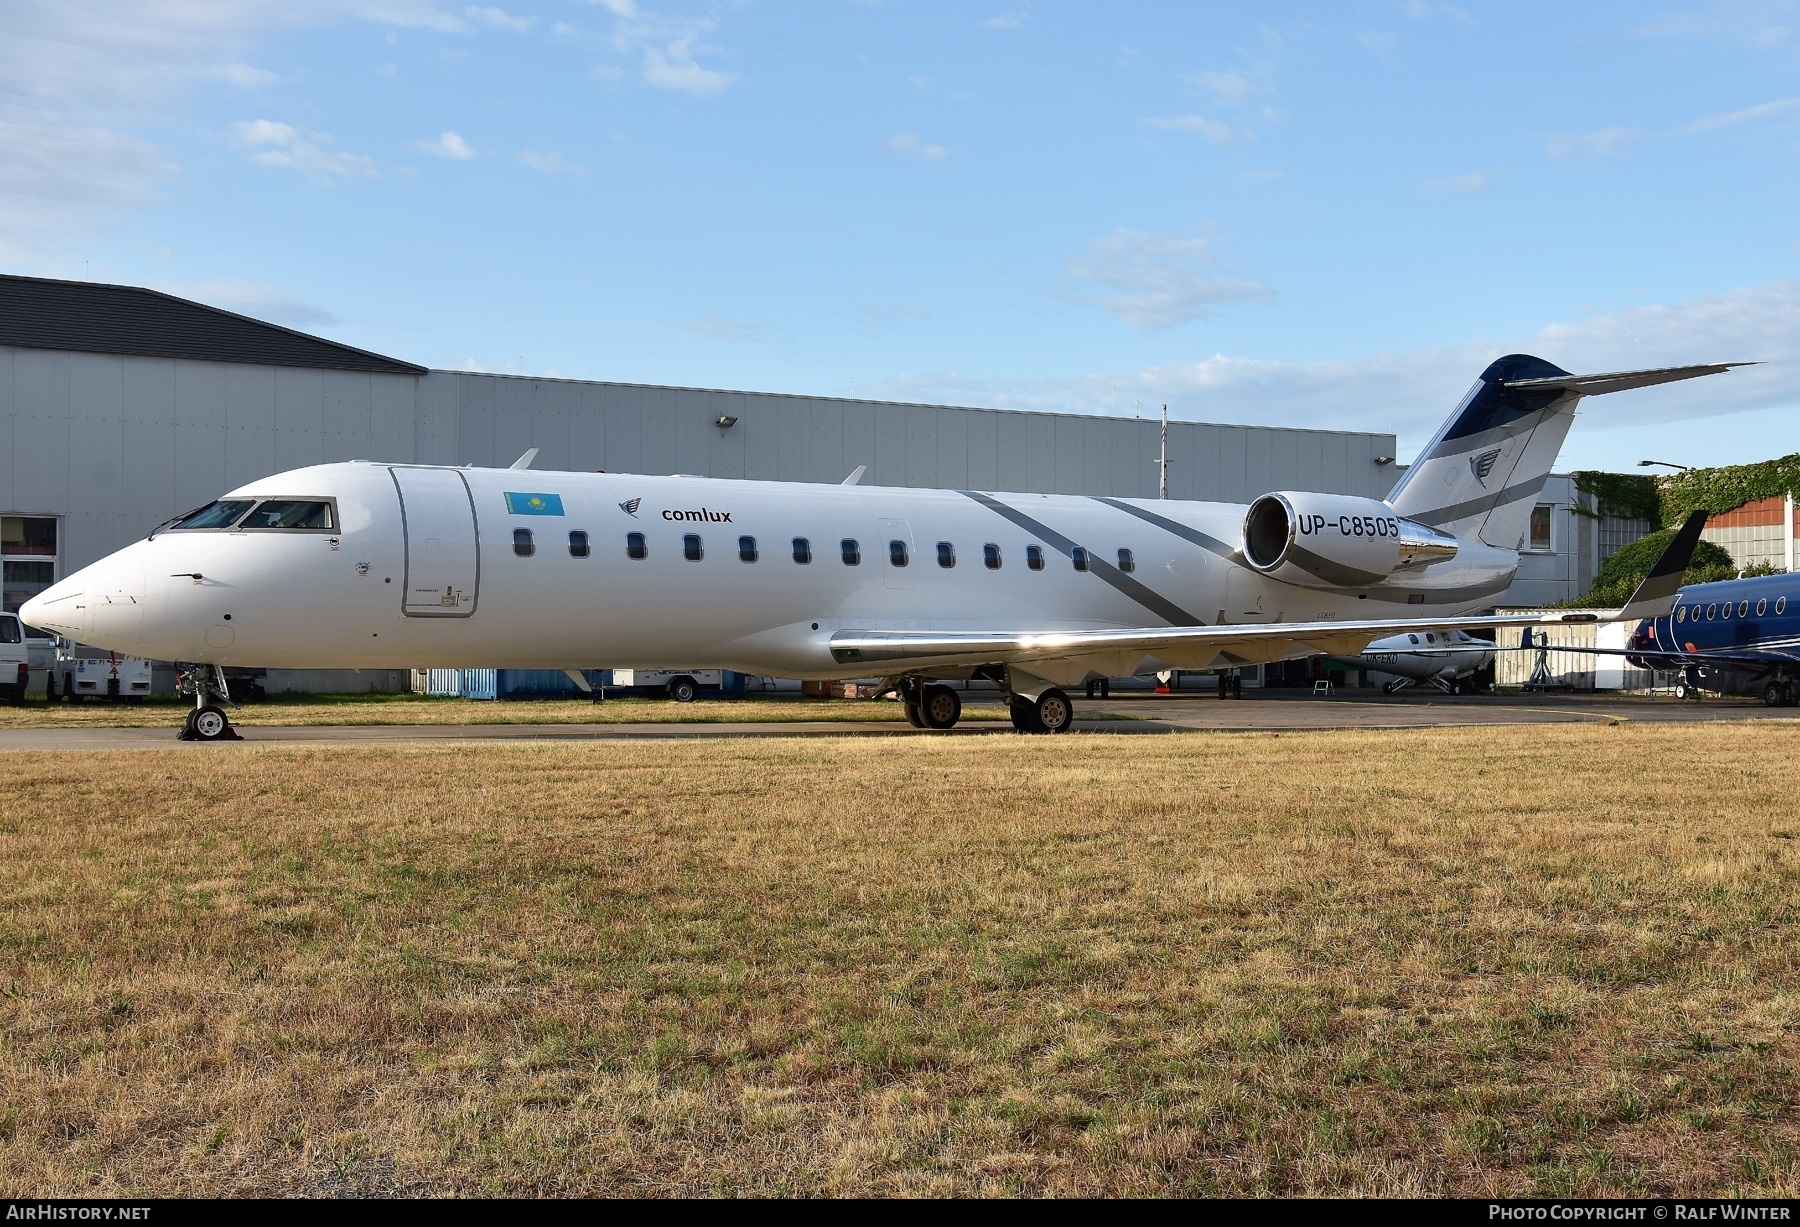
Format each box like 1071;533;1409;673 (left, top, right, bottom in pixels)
959;491;1206;626
1090;496;1239;560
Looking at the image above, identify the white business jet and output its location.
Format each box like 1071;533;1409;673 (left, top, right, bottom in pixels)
1347;629;1498;694
22;354;1738;739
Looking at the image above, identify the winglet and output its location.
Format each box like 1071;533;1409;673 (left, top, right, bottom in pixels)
1616;510;1709;621
842;464;868;486
509;447;539;470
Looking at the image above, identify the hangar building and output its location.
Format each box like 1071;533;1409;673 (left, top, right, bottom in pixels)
0;273;1606;687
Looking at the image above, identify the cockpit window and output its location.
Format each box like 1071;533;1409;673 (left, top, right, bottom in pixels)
170;500;256;530
239;500;334;530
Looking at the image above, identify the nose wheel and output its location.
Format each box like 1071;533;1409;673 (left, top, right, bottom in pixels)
177;664;242;742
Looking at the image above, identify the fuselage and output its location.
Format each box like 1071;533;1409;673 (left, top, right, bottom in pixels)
25;462;1524;678
1346;630;1496;684
1629;572;1800;665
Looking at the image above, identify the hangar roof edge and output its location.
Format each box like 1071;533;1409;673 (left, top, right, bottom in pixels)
0;274;425;375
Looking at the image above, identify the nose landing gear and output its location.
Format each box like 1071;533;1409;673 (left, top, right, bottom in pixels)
177;664;242;742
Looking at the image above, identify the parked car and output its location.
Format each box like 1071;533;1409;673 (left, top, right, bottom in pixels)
0;612;27;704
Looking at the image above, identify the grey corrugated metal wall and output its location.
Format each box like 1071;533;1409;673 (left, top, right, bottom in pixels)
1;345;1396;577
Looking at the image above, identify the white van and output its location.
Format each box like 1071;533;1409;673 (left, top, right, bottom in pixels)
0;612;27;705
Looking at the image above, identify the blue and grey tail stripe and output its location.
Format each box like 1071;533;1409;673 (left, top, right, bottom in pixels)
1403;474;1550;530
1089;496;1238;560
959;491;1206;627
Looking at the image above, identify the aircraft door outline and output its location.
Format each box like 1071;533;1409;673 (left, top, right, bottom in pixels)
390;467;481;617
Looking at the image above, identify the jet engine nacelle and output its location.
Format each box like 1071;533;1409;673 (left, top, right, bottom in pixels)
1242;492;1459;589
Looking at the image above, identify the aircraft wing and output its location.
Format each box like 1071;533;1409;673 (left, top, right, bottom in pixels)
1501;645;1800;671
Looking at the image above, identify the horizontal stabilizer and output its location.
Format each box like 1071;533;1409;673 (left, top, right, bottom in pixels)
1503;362;1754;397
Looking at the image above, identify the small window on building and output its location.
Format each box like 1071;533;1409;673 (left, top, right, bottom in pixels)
569;530;590;558
626;531;647;560
841;539;860;566
739;535;758;563
513;528;534;557
1757;598;1767;616
937;542;955;568
1071;547;1089;572
1779;596;1788;615
1528;504;1553;552
889;539;909;567
684;533;703;562
1117;548;1134;574
792;537;812;565
1026;545;1045;571
984;543;1001;570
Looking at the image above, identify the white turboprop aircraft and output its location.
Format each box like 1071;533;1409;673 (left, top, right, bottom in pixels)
22;353;1740;740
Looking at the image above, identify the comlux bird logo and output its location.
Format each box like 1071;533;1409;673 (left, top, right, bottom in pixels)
619;498;641;517
1469;447;1502;486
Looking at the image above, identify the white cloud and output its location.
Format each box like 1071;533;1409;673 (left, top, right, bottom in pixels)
231;119;379;180
1141;114;1243;145
518;150;589;174
465;6;535;31
1543;127;1636;158
339;0;468;33
886;133;951;161
1185;70;1268;107
863;281;1800;460
1675;96;1800;135
412;130;478;158
151;280;338;328
1421;172;1498;193
216;63;280;88
588;0;638;15
1066;229;1272;331
642;41;735;95
982;12;1026;29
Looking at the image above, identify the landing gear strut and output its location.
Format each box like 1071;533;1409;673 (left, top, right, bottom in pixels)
1008;687;1073;734
1216;670;1244;699
177;664;241;742
895;677;964;729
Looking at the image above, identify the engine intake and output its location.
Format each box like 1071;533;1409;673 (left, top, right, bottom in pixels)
1242;492;1458;589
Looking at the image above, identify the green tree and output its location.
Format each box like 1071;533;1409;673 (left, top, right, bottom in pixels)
1560;528;1739;608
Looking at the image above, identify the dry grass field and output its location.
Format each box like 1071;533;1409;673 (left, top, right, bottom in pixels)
1;724;1797;1197
0;695;1043;730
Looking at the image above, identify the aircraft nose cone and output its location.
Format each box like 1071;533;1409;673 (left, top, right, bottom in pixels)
19;580;83;636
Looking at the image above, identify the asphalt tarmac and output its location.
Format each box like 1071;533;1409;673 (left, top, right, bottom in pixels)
0;691;1792;750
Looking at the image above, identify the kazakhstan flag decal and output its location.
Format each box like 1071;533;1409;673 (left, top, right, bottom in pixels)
504;491;565;516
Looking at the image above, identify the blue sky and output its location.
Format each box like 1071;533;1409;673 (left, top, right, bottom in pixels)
4;0;1799;472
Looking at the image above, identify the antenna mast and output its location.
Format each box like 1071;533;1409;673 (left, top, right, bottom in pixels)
1157;404;1169;499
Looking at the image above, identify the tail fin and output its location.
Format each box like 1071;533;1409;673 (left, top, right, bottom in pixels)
1386;355;1749;550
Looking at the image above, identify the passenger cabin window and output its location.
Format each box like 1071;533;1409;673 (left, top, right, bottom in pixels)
889;540;909;567
1677;606;1687;623
568;531;590;559
242;500;334;530
1779;596;1789;615
792;537;812;565
684;534;703;562
170;500;256;530
513;528;534;557
626;532;647;560
937;542;955;569
1071;547;1089;572
1026;545;1045;571
1757;598;1767;616
1707;603;1717;619
1528;504;1553;552
1739;600;1750;617
739;536;758;563
1408;634;1420;645
984;543;1001;570
1117;548;1135;574
841;539;860;566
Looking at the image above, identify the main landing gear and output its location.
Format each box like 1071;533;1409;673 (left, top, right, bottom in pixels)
1762;678;1798;707
898;677;964;730
177;664;241;742
1216;670;1244;699
1008;688;1074;734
